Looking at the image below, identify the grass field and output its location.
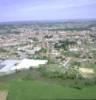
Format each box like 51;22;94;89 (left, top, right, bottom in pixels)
7;80;96;100
0;70;96;100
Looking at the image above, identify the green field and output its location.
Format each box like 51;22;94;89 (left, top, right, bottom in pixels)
0;69;96;100
6;80;96;100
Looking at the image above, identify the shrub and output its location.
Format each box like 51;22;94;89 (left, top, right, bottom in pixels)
22;73;33;81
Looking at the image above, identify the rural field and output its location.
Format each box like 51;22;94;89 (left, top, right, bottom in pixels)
0;69;96;100
7;80;96;100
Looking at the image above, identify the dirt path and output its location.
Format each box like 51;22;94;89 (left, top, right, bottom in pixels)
0;91;8;100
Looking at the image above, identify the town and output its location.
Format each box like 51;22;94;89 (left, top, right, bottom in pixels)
0;21;96;75
0;20;96;100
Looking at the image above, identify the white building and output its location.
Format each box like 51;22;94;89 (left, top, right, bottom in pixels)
12;59;48;70
0;59;48;75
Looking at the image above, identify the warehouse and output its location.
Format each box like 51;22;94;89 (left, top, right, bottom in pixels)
0;59;48;75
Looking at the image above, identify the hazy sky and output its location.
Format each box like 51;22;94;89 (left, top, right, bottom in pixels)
0;0;96;22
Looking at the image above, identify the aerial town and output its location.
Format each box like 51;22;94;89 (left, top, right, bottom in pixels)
0;0;96;99
0;21;96;99
0;21;96;74
0;21;96;75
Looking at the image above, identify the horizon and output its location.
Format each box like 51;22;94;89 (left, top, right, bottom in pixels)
0;18;96;24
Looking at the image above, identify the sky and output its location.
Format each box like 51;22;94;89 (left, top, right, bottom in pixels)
0;0;96;22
